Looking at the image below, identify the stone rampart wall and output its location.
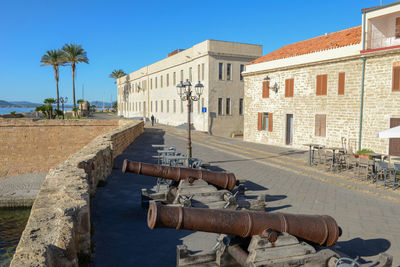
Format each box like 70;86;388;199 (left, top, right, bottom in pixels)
0;119;120;177
10;120;144;267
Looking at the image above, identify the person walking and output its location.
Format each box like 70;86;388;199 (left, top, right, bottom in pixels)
151;114;155;126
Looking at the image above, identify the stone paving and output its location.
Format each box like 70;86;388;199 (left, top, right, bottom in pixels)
92;125;400;266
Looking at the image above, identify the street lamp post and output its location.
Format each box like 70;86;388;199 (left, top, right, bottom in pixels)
60;97;68;119
176;79;204;166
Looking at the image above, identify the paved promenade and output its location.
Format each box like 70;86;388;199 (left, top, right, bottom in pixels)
92;125;399;266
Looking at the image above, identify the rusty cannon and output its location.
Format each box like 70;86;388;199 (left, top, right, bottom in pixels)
122;160;237;191
122;160;264;210
147;202;348;267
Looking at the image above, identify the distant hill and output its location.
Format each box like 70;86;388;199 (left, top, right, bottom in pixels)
90;101;113;108
0;100;41;107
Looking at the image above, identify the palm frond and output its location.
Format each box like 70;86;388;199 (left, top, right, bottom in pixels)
109;69;127;79
62;43;89;64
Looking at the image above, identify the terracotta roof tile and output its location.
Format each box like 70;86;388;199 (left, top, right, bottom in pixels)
248;26;361;65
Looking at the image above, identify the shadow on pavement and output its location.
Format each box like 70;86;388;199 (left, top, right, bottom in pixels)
337;238;391;264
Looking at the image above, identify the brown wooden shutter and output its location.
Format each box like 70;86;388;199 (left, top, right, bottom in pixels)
316;75;321;95
392;66;400;91
322;74;327;95
262;81;269;98
285;79;289;97
321;115;326;137
268;113;273;132
396;18;400;38
257;112;262;131
290;78;294;97
338;72;345;95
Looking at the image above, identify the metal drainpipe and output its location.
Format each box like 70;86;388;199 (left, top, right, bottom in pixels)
358;11;367;151
358;57;366;151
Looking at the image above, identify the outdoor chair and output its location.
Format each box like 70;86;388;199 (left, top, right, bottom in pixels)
392;163;400;189
345;154;358;172
311;148;321;165
324;150;334;169
317;149;325;165
358;157;373;181
375;161;390;188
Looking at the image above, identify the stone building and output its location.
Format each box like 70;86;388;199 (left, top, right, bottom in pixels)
243;2;400;156
117;40;262;137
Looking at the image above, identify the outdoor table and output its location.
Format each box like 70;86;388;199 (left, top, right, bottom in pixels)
164;155;187;166
363;153;387;178
303;144;323;166
325;147;345;171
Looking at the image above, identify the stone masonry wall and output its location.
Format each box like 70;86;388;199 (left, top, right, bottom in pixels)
0;119;120;177
244;57;364;152
10;120;144;267
362;53;400;154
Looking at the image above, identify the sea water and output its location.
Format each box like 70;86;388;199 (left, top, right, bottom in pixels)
0;108;36;115
0;208;31;267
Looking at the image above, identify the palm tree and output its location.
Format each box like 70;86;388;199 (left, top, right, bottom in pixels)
40;49;66;110
109;69;126;82
62;43;89;109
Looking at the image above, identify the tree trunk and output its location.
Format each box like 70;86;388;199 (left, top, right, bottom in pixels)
72;63;76;109
55;66;60;110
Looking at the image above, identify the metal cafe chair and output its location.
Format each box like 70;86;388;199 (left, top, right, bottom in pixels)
392;163;400;190
375;161;390;188
358;157;373;181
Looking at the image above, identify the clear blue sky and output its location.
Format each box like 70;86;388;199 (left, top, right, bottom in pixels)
0;0;395;104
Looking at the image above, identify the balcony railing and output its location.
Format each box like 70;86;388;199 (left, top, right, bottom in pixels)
366;33;400;50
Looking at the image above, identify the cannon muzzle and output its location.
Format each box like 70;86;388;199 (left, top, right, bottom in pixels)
148;202;340;247
122;160;237;191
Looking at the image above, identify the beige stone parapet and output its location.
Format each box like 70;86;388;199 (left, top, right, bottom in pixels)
10;120;144;267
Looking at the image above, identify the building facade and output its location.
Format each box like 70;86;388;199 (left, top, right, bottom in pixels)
243;3;400;156
117;40;262;137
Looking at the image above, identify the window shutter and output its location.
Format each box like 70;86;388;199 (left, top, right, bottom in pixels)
257;112;262;131
285;79;289;97
316;75;321;95
290;78;294;97
338;72;345;95
268;113;273;132
392;66;400;91
396;18;400;38
322;74;327;95
262;81;269;98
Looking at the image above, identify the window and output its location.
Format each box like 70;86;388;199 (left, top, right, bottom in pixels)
189;67;192;81
161;100;163;112
392;64;400;91
396;17;400;39
227;63;231;80
262;81;269;98
285;78;294;97
226;98;231;115
173;72;176;85
197;64;200;81
161;76;163;88
167;100;169;113
150;79;153;89
143;101;146;112
257;112;273;132
155;101;158;112
240;64;244;81
218;63;223;80
180;100;184;113
180;70;184;82
167;74;169;87
218;98;223;115
239;98;243;115
139;102;141;111
173;100;176;113
316;74;327;95
151;101;153;112
315;114;326;137
202;63;205;80
338;72;345;95
155;77;158;89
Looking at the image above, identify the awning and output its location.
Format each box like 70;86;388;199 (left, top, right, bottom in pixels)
377;125;400;138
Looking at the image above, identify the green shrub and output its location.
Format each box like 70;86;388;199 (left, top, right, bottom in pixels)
10;111;16;115
356;148;374;155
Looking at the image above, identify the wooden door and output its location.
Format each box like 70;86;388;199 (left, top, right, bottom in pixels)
286;114;293;145
389;118;400;156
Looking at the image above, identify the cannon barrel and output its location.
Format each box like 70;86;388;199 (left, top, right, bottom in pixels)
148;202;341;247
122;160;237;191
